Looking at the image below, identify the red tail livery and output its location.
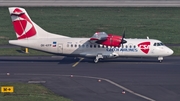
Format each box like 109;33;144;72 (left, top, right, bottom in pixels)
12;8;36;39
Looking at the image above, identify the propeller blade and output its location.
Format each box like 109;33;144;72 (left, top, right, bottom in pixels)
121;30;127;48
122;30;125;38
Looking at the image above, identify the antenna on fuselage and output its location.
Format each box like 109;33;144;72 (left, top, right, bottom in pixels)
147;36;149;39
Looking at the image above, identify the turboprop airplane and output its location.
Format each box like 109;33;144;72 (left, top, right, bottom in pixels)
8;7;174;63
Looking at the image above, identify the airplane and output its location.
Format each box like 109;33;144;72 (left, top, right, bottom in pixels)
8;7;174;63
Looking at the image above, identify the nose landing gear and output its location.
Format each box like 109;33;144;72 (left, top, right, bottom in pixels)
158;57;163;63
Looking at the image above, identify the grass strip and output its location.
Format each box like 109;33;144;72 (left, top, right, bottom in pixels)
169;46;180;56
0;82;71;101
0;7;180;44
0;48;51;56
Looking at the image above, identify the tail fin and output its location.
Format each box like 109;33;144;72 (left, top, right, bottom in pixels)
9;7;69;40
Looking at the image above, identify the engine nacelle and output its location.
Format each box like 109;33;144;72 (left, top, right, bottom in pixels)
97;34;122;47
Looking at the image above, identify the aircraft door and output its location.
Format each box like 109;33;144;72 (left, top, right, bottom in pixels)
151;48;154;53
58;43;63;53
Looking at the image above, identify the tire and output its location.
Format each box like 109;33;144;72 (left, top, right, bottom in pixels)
94;59;98;63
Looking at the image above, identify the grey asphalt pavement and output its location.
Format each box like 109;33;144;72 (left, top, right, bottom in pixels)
0;56;180;101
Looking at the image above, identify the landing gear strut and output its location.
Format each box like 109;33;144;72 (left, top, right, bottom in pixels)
94;54;103;63
158;57;163;63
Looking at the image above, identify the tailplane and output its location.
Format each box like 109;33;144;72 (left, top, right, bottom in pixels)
8;7;69;40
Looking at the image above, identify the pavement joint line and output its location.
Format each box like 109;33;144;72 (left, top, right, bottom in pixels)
72;58;84;67
28;81;46;84
13;73;156;101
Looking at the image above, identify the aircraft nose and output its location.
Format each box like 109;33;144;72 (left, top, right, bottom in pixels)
167;48;174;55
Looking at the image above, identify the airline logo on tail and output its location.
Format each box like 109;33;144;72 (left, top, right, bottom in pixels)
138;42;150;54
12;8;36;39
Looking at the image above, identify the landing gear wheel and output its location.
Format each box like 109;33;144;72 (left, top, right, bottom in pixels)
94;54;103;63
94;58;99;63
158;57;163;63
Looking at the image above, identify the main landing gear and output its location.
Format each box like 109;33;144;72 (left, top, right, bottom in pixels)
94;54;103;63
158;57;163;63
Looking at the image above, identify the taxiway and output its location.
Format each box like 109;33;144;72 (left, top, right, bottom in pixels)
0;56;180;101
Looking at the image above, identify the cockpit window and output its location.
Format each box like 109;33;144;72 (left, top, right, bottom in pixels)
157;43;161;46
160;43;164;46
153;43;157;46
153;42;165;46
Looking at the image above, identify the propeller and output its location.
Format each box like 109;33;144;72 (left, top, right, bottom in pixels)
120;30;127;48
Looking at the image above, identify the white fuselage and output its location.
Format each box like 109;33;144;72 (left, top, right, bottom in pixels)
9;37;174;59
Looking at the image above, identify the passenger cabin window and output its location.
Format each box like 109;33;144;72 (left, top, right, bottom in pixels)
98;45;100;48
125;45;128;48
90;45;92;48
129;45;132;48
71;44;73;47
94;45;96;48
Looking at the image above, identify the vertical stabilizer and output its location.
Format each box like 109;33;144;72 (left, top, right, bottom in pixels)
8;7;69;40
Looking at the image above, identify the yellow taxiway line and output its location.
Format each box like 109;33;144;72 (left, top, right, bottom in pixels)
72;58;84;67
